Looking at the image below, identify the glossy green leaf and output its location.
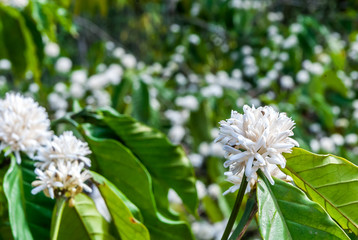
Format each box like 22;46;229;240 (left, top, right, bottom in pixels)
0;160;12;240
151;178;180;220
91;172;143;221
29;1;57;41
99;108;198;215
0;5;40;80
282;148;358;235
81;125;194;240
91;172;150;240
3;157;54;240
132;79;151;124
22;160;55;239
257;174;349;240
3;157;33;240
23;14;44;68
55;193;115;240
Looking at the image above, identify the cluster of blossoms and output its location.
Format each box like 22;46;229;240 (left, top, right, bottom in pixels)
0;93;92;205
31;131;92;205
0;93;52;164
215;105;298;194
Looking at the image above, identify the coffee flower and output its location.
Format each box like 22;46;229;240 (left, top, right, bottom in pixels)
32;161;92;205
35;131;91;169
32;131;92;204
0;93;52;164
31;165;63;199
215;105;298;193
223;164;292;195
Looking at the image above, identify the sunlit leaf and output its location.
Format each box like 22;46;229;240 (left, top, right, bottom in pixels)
282;148;358;235
54;193;116;240
81;125;194;240
91;172;150;240
3;157;33;240
257;174;349;240
99;108;198;216
3;157;54;240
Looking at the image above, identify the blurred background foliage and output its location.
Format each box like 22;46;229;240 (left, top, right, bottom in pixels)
1;0;358;239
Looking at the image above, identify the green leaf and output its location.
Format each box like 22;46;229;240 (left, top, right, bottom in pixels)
55;193;115;240
99;108;198;215
111;75;132;112
0;5;40;80
310;93;335;130
282;148;358;235
202;195;224;223
330;51;346;70
188;100;212;149
29;1;56;41
3;157;33;240
321;70;348;97
92;171;143;222
23;14;44;69
91;172;150;240
81;125;194;240
3;157;54;240
132;79;151;124
22;160;54;239
151;178;180;220
257;173;350;240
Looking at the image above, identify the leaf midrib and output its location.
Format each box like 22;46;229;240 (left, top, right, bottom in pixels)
285;165;358;233
260;177;293;240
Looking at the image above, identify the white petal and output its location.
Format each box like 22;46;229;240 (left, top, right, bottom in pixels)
31;185;46;195
262;166;275;185
255;153;266;164
48;187;55;199
245;156;255;178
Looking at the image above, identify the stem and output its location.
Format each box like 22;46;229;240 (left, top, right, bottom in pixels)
50;108;96;129
221;178;248;240
50;198;66;240
229;193;258;240
237;206;258;240
51;114;79;128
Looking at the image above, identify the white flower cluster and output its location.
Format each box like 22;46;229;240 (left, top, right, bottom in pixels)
32;161;91;202
0;93;52;163
215;105;298;194
0;93;92;203
32;131;92;203
34;131;92;169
